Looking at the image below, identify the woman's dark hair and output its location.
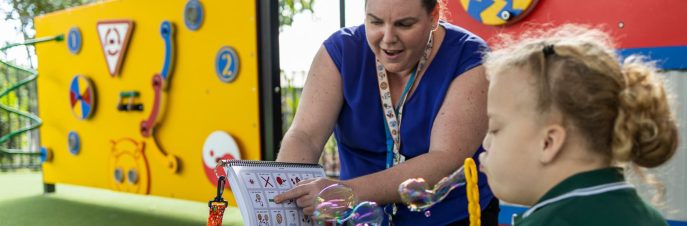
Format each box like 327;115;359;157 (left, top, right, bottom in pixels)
421;0;438;13
366;0;446;19
422;0;446;19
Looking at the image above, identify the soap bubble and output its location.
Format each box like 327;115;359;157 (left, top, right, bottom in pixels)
314;184;357;221
398;166;466;211
313;184;384;226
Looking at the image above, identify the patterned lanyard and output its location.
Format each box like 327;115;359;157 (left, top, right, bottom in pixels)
376;30;434;169
375;30;433;225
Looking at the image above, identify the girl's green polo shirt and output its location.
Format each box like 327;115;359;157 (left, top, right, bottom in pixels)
513;167;667;226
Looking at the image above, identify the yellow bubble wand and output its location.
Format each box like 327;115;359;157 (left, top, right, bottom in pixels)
464;158;481;226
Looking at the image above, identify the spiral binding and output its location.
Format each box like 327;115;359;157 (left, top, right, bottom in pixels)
214;160;323;178
221;159;322;168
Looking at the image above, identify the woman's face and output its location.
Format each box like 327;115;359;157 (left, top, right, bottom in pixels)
479;67;547;206
365;0;436;74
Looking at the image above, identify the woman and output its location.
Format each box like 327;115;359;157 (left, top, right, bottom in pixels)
274;0;498;225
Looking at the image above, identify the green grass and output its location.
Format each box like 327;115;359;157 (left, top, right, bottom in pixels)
0;171;244;226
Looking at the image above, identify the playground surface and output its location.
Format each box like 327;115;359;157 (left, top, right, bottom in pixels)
0;171;244;226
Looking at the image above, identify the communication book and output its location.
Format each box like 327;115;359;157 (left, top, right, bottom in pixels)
223;160;325;226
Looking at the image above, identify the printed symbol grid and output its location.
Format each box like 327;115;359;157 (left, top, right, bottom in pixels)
243;170;324;226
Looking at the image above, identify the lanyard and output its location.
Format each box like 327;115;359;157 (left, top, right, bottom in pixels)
512;181;634;225
376;31;434;169
207;176;228;226
375;30;434;225
382;69;416;168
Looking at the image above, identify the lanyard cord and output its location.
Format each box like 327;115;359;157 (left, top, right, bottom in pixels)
376;30;434;169
207;176;228;226
376;30;434;225
382;68;418;168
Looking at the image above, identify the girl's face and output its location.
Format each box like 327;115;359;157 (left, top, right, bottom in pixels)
479;67;548;206
365;0;436;74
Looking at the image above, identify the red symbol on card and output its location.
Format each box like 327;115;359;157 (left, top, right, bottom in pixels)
276;176;285;185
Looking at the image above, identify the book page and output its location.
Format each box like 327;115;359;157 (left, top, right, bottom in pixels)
230;164;325;226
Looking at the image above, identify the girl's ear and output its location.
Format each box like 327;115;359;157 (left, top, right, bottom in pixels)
540;124;566;164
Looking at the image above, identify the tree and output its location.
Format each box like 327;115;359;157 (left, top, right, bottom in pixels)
4;0;315;68
4;0;97;69
279;0;315;28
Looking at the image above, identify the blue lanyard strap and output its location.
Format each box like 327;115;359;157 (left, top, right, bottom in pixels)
384;69;418;168
376;31;433;169
375;28;434;225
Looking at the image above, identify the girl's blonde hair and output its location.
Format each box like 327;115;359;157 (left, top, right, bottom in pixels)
484;24;678;168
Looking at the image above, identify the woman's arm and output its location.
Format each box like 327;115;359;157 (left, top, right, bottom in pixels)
345;65;489;204
276;65;488;215
276;45;343;164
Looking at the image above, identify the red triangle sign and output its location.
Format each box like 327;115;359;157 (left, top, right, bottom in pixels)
97;20;134;77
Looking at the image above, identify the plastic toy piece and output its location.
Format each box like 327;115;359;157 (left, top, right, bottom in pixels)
150;134;180;174
139;74;179;173
69;75;96;120
184;0;204;31
459;0;538;26
109;138;150;194
117;91;143;111
214;46;240;83
39;147;53;163
68;131;80;156
500;10;512;21
140;74;163;137
202;131;241;188
67;26;82;54
160;21;175;82
96;20;134;76
114;167;124;183
127;169;139;184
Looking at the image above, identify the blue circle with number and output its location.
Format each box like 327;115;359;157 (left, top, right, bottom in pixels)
184;0;204;31
215;46;239;83
68;131;80;156
67;27;82;54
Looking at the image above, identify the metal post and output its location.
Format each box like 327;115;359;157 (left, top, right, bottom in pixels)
257;0;282;161
44;183;55;193
340;0;346;28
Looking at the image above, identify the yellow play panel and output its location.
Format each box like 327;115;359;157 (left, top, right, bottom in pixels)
35;0;269;204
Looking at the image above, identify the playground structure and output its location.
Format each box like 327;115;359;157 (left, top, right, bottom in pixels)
1;0;686;225
0;35;64;170
9;0;282;204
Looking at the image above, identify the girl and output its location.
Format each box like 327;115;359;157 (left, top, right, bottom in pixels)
479;24;678;226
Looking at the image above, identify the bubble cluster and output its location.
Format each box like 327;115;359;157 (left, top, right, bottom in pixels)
347;201;384;226
313;184;384;226
398;165;466;211
313;184;357;221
